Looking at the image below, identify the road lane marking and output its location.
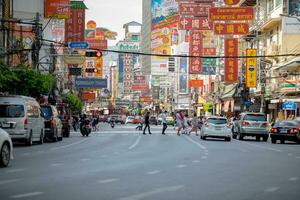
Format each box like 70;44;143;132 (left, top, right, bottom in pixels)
98;179;119;184
100;155;108;158
22;153;31;156
176;164;186;168
118;185;184;200
201;156;207;159
51;138;89;150
0;179;20;185
192;160;200;163
79;158;90;162
264;187;280;192
147;170;161;175
288;153;293;156
236;140;282;152
184;135;207;150
51;163;64;167
129;136;142;150
6;169;25;173
10;192;43;199
288;177;299;181
37;151;45;153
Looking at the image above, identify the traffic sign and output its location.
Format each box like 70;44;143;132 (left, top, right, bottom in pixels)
68;41;89;49
282;101;297;110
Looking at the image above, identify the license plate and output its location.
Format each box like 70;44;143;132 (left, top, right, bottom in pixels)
0;123;11;128
253;123;259;126
280;130;287;133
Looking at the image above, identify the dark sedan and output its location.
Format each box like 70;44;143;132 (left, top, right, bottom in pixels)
149;116;158;125
270;120;300;144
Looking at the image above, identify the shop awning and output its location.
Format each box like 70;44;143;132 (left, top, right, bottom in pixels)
221;83;238;99
273;56;300;72
259;17;281;32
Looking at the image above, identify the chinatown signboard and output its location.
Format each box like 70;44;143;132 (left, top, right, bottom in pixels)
65;7;85;43
224;0;240;5
214;23;249;35
209;7;254;21
124;54;132;95
189;30;203;74
179;2;211;17
203;48;216;56
179;17;213;30
45;0;70;19
224;38;238;83
132;84;149;92
245;49;257;88
189;80;204;88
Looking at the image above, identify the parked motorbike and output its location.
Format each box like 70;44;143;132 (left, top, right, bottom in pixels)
80;119;91;136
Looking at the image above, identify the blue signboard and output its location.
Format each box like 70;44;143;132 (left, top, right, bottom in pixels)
75;78;107;89
68;41;89;49
282;101;298;110
202;65;216;75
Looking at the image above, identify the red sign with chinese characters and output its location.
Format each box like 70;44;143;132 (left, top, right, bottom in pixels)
132;84;149;92
189;31;203;74
224;0;240;5
179;2;211;17
209;7;254;21
65;8;85;43
45;0;70;19
86;39;107;50
214;23;249;35
203;48;216;56
189;80;204;88
179;17;213;30
224;38;238;83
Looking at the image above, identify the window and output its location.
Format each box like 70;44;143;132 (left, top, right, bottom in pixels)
268;0;274;13
244;114;266;121
207;118;227;124
275;0;281;7
27;104;39;118
0;105;24;118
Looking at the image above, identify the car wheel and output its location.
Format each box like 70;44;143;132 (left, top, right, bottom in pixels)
38;129;44;145
225;137;231;142
202;136;206;140
237;130;243;140
256;136;260;141
232;134;237;139
271;138;276;144
0;142;10;167
280;139;285;144
26;131;33;146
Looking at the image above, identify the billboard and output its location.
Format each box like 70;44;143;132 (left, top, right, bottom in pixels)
245;49;257;88
209;7;254;21
179;57;188;93
214;23;249;35
189;80;204;88
189;30;202;74
45;0;70;19
65;8;85;43
179;2;211;17
151;0;178;25
224;38;238;83
75;78;107;89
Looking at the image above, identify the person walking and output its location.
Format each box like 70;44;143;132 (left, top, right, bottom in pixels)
143;111;152;135
161;111;168;135
176;111;184;136
189;113;199;136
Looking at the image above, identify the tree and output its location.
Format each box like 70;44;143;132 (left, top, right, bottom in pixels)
63;93;84;114
204;101;213;113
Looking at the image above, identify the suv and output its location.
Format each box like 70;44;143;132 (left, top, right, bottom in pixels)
232;112;269;141
41;105;63;142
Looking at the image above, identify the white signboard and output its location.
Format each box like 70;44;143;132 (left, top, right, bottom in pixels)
282;16;300;33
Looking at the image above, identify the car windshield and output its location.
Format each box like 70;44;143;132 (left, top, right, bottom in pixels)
0;104;25;118
277;121;298;127
207;118;227;124
41;106;53;120
244;114;266;121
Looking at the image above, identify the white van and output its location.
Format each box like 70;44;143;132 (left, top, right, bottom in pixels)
0;95;45;146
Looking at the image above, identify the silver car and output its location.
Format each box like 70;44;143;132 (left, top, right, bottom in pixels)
200;116;231;141
232;112;269;141
0;128;13;167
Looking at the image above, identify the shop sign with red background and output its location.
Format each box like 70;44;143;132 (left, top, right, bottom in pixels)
81;92;96;101
224;38;238;83
179;2;211;17
189;30;203;74
203;48;216;56
140;96;152;103
124;54;132;94
65;8;85;43
189;80;204;88
45;0;70;19
179;17;213;30
214;23;249;35
209;7;254;21
132;84;149;92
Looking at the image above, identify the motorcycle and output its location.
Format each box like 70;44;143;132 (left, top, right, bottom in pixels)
80;119;91;137
110;120;115;128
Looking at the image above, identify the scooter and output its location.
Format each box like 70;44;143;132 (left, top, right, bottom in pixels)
80;120;91;136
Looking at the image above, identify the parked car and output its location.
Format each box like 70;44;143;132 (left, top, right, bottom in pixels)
166;116;175;126
133;116;143;124
0;128;13;167
125;116;134;124
232;112;269;141
200;116;231;141
110;115;125;124
41;105;63;142
149;116;158;125
0;95;45;146
270;120;300;144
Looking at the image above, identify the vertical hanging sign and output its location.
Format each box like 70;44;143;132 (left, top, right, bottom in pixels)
189;30;203;74
224;38;238;83
246;49;257;88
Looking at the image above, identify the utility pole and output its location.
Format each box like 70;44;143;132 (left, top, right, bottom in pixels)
32;12;42;71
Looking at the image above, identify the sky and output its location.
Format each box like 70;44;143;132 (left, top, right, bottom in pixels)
85;0;143;46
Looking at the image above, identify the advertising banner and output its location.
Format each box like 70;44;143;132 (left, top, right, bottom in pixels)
140;97;152;103
75;78;107;89
202;58;216;75
45;0;70;19
65;8;85;43
189;30;203;74
245;49;257;88
81;92;96;101
179;17;213;30
209;7;254;21
132;84;149;92
179;2;211;17
224;38;238;83
151;0;178;25
86;39;107;50
179;57;188;93
214;23;249;35
189;80;204;88
124;54;132;94
134;75;146;82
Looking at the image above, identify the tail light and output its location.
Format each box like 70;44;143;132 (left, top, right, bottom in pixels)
270;128;278;133
262;122;269;127
24;118;29;130
289;128;298;134
242;121;250;127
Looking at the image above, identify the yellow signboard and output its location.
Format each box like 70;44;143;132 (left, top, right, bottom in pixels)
246;49;257;88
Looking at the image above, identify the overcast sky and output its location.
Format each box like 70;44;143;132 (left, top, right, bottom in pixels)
85;0;143;46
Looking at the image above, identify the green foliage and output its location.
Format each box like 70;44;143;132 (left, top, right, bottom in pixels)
203;101;213;112
0;61;55;98
63;93;83;114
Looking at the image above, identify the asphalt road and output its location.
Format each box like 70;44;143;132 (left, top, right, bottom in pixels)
0;123;300;200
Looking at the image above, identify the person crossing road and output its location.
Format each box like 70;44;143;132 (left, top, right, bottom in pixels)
143;111;152;135
161;111;168;135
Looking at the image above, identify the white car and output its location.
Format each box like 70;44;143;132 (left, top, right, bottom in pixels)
0;128;13;167
125;116;134;124
200;116;231;141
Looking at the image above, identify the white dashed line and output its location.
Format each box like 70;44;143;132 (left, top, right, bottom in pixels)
192;160;200;163
201;156;207;159
10;192;43;199
288;153;293;156
80;158;90;162
288;177;299;181
98;179;119;184
147;170;161;175
100;155;108;158
236;141;282;152
176;164;186;168
51;138;89;150
51;163;64;167
0;179;20;185
6;169;25;173
129;136;142;150
264;187;280;192
184;135;207;150
37;151;45;153
22;153;31;156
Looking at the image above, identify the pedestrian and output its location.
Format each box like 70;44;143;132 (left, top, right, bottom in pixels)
182;113;189;135
136;117;143;131
161;111;168;135
189;113;199;136
176;111;183;136
143;111;152;135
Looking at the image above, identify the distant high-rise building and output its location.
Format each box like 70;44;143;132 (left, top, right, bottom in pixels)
141;0;151;76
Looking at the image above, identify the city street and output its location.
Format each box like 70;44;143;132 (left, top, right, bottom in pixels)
0;124;299;200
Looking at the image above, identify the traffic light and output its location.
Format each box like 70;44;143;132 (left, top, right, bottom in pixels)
85;68;97;73
85;51;102;57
